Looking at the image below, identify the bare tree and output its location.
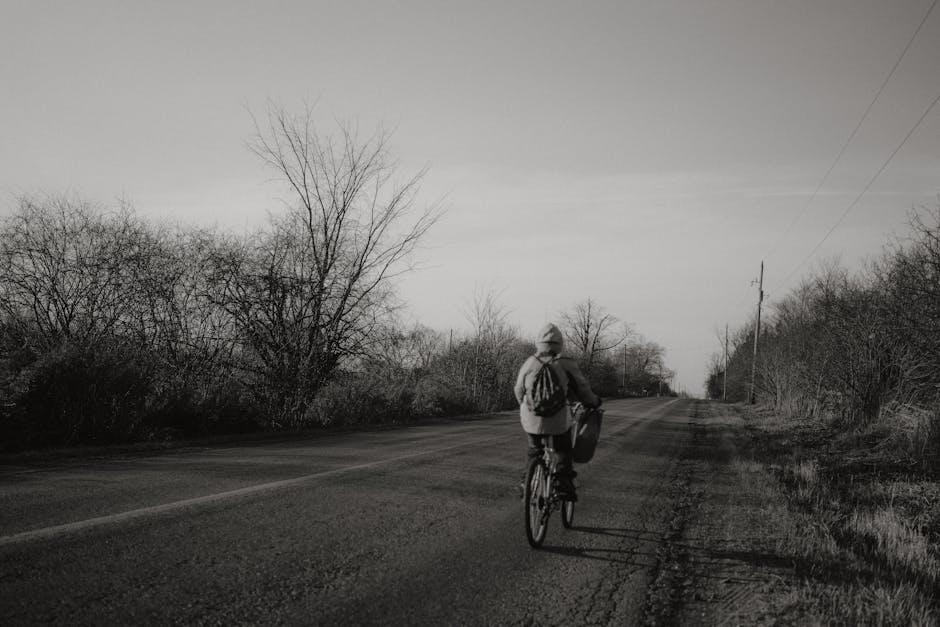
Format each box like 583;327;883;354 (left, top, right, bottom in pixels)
456;288;525;411
369;323;444;372
0;195;157;350
224;103;439;425
877;207;940;405
559;298;630;373
0;195;204;444
134;227;240;405
625;337;665;379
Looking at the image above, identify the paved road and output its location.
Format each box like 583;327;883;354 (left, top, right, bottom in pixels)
0;397;695;625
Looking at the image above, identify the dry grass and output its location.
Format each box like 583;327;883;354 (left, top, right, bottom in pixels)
864;481;940;538
782;581;936;627
876;402;940;462
710;402;940;624
847;507;940;583
721;453;937;625
789;459;819;485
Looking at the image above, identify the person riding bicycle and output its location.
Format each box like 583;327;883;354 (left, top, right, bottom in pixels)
514;323;600;502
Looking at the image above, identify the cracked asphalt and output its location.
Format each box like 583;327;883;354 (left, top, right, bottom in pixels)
0;397;695;625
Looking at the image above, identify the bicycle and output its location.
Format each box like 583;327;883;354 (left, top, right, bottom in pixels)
522;403;603;548
523;437;576;548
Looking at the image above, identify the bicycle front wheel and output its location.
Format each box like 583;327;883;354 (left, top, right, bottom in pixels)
561;499;575;529
524;458;549;548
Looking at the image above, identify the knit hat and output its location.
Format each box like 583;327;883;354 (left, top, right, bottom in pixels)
535;323;564;355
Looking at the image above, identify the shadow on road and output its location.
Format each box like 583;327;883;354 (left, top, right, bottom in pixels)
533;525;662;566
537;542;647;567
574;525;660;540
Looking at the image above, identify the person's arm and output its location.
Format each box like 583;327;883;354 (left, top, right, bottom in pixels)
514;361;528;405
563;359;600;408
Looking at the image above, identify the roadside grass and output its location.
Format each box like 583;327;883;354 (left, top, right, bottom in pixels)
701;402;940;625
779;582;935;627
876;402;940;465
847;507;938;582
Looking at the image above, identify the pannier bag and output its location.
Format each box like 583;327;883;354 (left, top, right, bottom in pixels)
572;406;604;464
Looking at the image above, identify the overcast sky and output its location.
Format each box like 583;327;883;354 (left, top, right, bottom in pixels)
2;0;939;394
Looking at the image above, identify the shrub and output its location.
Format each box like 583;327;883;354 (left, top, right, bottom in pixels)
877;402;940;462
5;340;153;448
303;373;417;428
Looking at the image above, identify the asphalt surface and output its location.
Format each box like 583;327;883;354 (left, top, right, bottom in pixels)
0;397;695;625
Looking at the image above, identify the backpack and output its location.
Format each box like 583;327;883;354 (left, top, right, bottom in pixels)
529;356;567;417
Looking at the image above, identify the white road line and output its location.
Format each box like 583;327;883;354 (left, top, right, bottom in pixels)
0;435;504;548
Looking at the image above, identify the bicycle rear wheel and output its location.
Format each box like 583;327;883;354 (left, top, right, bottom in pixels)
561;499;575;529
524;458;549;548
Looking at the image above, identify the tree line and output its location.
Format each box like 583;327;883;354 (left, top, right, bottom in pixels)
0;106;674;452
707;208;940;462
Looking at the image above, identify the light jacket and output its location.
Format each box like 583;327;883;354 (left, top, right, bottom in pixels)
514;353;599;435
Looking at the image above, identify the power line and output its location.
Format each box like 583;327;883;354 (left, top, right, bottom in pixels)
724;1;937;337
764;0;938;262
775;87;940;290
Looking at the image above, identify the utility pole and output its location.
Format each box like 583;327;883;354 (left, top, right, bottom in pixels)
622;344;627;394
749;261;764;404
723;324;730;401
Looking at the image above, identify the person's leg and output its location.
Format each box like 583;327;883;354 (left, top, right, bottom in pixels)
550;432;577;500
526;433;545;463
552;432;573;473
520;433;545;497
